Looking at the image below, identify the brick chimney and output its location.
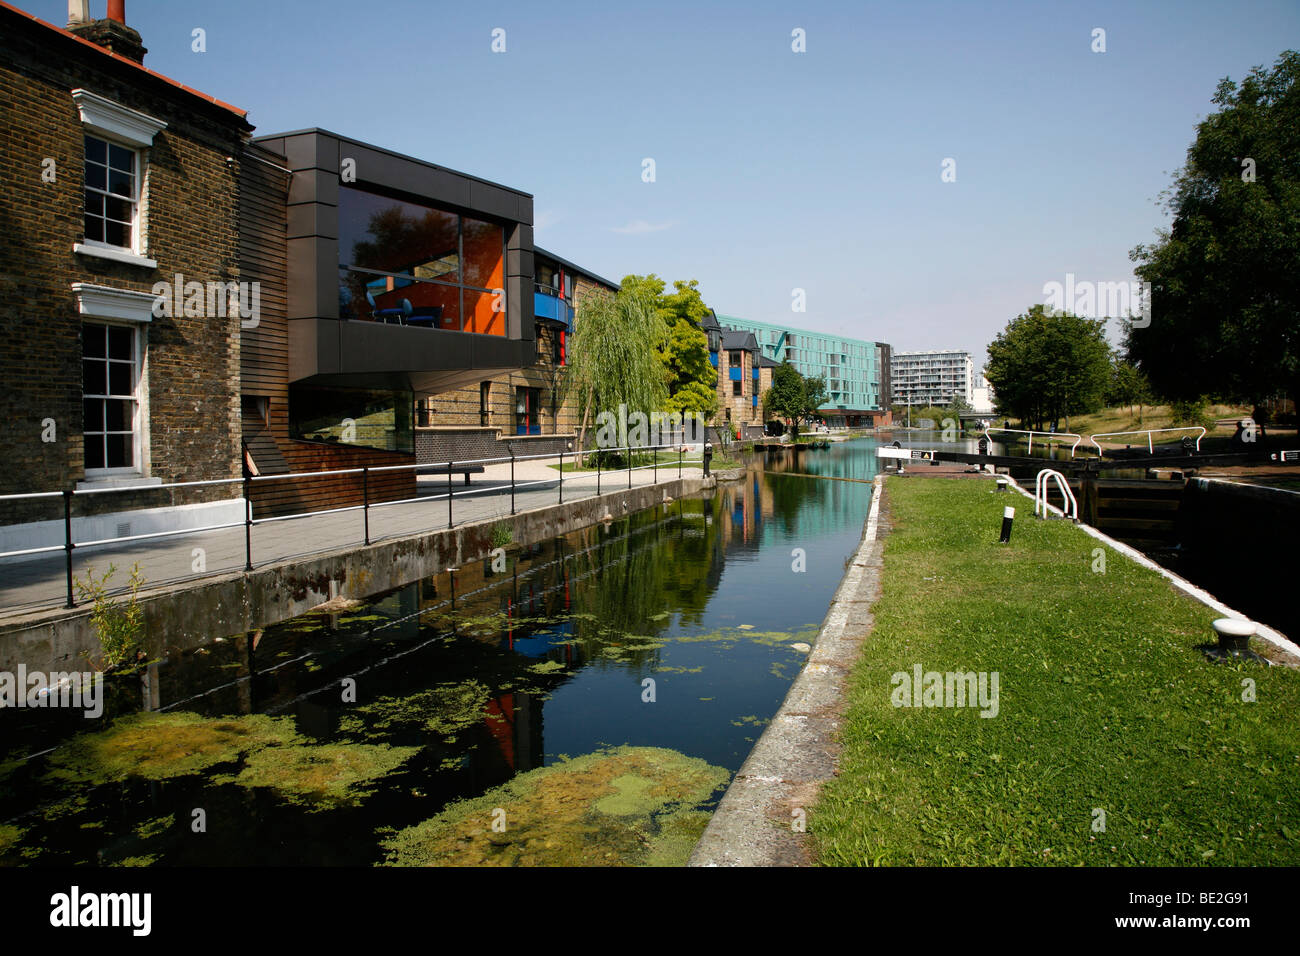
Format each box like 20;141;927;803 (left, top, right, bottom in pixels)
68;0;148;64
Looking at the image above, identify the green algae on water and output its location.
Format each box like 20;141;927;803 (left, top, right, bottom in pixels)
0;755;21;783
670;627;820;648
644;810;713;867
339;680;490;741
336;613;389;628
219;742;418;810
45;712;300;785
39;794;90;822
0;824;24;855
135;814;173;841
380;746;730;867
42;709;415;809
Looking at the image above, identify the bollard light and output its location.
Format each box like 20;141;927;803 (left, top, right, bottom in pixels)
996;477;1008;492
999;505;1014;543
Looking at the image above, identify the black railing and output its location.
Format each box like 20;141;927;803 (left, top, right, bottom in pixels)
0;441;711;613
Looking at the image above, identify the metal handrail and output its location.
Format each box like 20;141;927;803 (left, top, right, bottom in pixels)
1088;426;1206;456
0;440;703;608
1034;468;1078;521
984;427;1082;458
0;490;64;502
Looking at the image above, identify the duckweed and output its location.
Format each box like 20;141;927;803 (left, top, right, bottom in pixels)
380;746;730;867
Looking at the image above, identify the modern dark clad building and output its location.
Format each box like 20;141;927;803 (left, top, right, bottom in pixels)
239;128;542;513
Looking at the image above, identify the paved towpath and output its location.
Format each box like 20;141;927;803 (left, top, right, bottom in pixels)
1;454;704;618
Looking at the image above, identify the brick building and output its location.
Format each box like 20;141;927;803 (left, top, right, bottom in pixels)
703;311;773;438
0;0;252;549
1;1;634;550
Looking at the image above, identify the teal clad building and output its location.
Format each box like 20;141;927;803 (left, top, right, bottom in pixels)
713;315;892;427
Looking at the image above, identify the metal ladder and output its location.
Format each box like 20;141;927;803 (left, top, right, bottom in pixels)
1034;468;1078;521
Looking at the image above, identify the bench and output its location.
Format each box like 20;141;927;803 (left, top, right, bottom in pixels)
422;464;486;485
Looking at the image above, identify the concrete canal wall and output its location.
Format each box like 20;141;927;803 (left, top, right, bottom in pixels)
0;475;714;674
690;475;886;866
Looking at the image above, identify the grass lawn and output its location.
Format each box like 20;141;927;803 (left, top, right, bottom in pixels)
1041;403;1251;439
811;476;1300;866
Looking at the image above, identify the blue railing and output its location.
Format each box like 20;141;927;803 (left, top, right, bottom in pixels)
533;290;574;327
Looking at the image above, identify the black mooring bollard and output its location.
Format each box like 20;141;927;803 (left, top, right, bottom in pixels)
999;505;1015;543
703;441;713;477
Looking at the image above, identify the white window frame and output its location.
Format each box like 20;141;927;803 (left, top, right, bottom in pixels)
70;89;165;269
81;133;142;256
81;320;143;478
72;284;155;482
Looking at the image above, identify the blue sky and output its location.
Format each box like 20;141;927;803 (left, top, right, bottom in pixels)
32;0;1299;368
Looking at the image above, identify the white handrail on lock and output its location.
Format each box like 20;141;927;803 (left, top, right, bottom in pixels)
1087;426;1207;456
1034;468;1078;521
984;427;1083;458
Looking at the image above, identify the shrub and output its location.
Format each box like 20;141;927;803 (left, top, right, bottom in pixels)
75;562;145;672
1168;397;1217;430
490;521;513;549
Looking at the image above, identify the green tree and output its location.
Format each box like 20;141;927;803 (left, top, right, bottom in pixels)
621;275;718;421
763;362;806;436
1107;359;1152;420
564;285;668;459
984;305;1112;432
1128;51;1300;408
801;375;829;424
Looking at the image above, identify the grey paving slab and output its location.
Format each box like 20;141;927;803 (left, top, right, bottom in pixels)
0;456;695;617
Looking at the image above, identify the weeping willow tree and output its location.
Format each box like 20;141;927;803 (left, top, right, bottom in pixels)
564;285;669;463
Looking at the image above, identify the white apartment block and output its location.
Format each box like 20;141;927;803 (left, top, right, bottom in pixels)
891;350;974;407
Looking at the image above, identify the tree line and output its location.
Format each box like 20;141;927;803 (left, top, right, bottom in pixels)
987;51;1297;431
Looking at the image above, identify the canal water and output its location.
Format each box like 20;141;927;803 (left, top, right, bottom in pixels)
0;439;880;867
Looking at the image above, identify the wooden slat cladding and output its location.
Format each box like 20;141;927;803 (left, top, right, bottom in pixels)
238;144;416;519
252;442;415;519
238;143;290;403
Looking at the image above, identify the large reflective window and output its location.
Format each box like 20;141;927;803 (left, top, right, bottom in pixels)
463;289;505;335
339;267;462;330
337;186;506;335
462;215;504;290
289;385;414;454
